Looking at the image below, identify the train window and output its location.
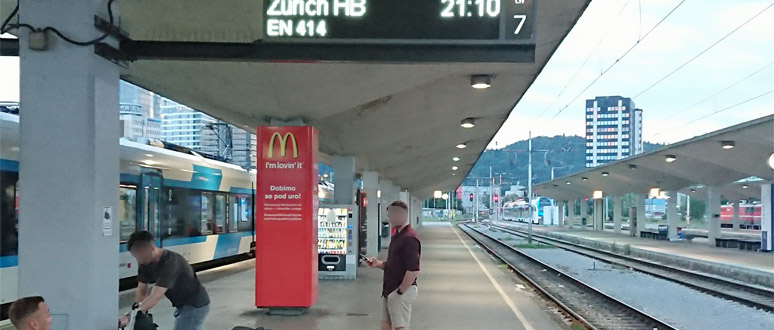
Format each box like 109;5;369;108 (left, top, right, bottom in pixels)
201;192;215;235
228;195;239;233
164;188;204;238
118;187;137;242
0;171;19;257
215;194;226;233
236;195;254;232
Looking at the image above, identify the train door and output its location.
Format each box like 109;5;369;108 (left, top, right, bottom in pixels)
139;172;163;245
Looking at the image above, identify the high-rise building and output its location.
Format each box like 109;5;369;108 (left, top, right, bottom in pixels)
160;101;215;151
201;123;257;169
119;81;161;118
585;96;643;168
119;103;162;141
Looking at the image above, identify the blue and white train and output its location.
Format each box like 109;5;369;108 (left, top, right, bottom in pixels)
501;197;553;224
0;112;264;308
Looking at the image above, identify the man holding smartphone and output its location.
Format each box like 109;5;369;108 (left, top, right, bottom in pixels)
365;200;421;330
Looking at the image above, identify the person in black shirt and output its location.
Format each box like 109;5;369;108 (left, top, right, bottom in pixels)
119;231;210;330
365;201;421;330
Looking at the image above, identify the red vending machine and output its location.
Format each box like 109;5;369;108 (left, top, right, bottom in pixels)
255;126;319;308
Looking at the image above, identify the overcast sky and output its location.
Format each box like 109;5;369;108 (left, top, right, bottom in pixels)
488;0;774;147
2;0;773;147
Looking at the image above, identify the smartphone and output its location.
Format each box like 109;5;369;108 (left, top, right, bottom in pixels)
360;254;369;261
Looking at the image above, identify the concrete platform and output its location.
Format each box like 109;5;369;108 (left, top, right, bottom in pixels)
109;222;566;330
494;221;774;288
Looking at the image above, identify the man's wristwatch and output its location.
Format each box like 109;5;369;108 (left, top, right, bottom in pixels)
396;288;404;295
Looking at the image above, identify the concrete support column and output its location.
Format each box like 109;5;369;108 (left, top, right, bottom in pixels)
398;190;411;223
732;201;740;230
761;184;773;252
558;201;567;228
410;195;422;228
593;199;604;231
666;191;678;240
18;1;120;327
580;199;589;230
332;155;355;205
569;199;576;228
613;196;622;234
707;187;722;246
636;194;647;237
362;171;379;256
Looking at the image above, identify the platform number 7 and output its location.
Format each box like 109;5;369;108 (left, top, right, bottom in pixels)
513;15;527;35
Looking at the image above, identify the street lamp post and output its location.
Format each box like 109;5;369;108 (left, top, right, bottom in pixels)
528;131;533;244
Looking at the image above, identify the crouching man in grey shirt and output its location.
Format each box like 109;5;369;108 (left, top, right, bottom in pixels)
119;231;210;330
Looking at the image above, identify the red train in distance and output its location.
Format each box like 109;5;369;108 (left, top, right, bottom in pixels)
720;203;761;229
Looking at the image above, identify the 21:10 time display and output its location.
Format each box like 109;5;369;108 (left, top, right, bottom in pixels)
441;0;501;18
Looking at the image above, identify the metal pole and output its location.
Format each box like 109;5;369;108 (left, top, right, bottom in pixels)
528;131;533;244
475;179;479;223
489;166;493;218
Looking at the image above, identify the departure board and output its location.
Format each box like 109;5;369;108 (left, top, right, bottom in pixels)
263;0;535;44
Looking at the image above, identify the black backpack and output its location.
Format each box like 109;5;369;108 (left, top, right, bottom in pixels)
132;311;158;330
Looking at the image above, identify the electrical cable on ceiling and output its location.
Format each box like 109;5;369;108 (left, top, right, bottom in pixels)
0;0;117;46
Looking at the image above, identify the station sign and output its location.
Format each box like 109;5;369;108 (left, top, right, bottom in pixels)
263;0;535;45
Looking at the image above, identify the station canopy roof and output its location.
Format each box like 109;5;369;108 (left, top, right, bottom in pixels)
534;115;774;202
90;0;589;197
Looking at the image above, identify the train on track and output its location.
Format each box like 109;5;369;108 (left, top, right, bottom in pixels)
0;112;335;308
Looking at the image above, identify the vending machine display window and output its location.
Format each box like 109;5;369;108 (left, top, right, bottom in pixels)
317;204;358;279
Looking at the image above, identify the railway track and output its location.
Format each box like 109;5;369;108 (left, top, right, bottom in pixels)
459;224;678;330
491;223;774;313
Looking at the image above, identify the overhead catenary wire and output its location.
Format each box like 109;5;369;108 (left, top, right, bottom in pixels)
659;61;774;124
533;0;633;121
653;88;774;138
632;2;774;99
548;0;688;121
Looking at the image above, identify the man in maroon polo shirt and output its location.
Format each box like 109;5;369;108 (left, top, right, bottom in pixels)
365;200;421;330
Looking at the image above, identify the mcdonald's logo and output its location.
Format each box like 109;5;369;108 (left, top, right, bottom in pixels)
268;132;298;158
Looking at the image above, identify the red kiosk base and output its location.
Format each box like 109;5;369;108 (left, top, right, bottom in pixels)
254;126;319;309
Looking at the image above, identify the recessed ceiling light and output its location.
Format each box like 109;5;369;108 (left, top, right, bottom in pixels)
690;189;696;193
145;154;154;157
768;153;774;170
460;117;475;128
629;164;638;170
566;181;571;185
470;75;491;89
452;156;461;162
665;155;677;163
456;143;467;149
452;166;458;171
650;188;661;198
582;177;588;181
602;172;609;177
721;141;735;149
742;184;749;189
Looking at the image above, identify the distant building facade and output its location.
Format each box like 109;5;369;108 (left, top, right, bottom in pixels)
119;103;162;141
585;96;643;167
